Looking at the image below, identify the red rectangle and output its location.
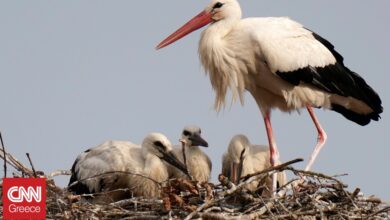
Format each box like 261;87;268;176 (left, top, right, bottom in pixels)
3;178;46;219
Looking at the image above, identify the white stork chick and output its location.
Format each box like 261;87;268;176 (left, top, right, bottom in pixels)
222;134;286;195
68;133;189;201
157;0;383;190
168;126;211;183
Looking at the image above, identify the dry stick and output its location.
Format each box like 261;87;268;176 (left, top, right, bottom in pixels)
241;181;305;219
26;153;37;177
227;158;303;196
240;158;304;181
78;188;132;198
284;167;347;187
185;158;304;220
0;132;7;178
350;188;360;200
67;171;162;190
48;169;72;178
338;185;359;210
258;174;370;219
368;206;390;218
184;199;215;220
238;161;316;219
184;175;261;220
110;198;163;207
0;147;33;176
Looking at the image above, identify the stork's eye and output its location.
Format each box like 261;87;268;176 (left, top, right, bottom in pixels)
183;130;191;136
153;141;165;149
213;2;224;9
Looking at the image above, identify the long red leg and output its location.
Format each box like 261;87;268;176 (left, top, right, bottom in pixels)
305;106;327;171
264;111;279;193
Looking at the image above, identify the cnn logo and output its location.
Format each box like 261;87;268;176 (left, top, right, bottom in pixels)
3;178;46;219
7;186;42;203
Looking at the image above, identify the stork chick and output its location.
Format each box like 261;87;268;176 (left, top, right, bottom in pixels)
68;133;188;201
168;126;211;183
222;134;287;196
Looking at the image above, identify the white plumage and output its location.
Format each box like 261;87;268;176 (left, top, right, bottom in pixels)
222;134;286;195
167;126;211;183
68;133;188;201
157;0;382;191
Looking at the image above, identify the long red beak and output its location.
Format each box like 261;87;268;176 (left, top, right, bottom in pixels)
156;11;212;50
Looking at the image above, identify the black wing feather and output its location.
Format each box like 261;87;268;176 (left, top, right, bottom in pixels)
276;30;382;125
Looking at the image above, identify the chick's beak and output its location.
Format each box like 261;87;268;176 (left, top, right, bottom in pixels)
161;150;189;176
189;133;209;147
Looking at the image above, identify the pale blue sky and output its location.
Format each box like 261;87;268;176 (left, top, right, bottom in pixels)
1;1;388;201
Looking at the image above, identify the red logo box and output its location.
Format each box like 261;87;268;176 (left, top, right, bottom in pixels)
3;178;46;220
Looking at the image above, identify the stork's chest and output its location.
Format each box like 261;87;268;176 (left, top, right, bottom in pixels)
144;156;169;182
186;149;205;164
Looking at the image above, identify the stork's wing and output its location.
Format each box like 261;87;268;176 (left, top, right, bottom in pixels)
68;140;140;194
247;17;337;73
78;140;141;173
250;145;271;171
247;17;382;124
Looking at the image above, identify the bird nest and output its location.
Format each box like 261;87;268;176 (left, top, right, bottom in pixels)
1;148;389;219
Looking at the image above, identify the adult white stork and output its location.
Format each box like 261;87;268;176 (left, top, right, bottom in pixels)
222;134;287;196
68;133;189;201
167;126;211;182
156;0;383;189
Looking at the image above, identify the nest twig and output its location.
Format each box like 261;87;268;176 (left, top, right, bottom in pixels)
0;132;6;178
0;148;389;219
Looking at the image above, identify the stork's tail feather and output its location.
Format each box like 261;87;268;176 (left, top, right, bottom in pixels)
332;66;383;125
331;104;380;126
309;30;383;124
278;62;383;125
331;68;383;126
348;69;383;113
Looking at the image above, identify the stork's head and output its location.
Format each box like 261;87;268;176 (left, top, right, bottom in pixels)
180;126;209;148
206;0;242;22
156;0;241;50
227;134;250;183
143;133;189;176
228;134;250;163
